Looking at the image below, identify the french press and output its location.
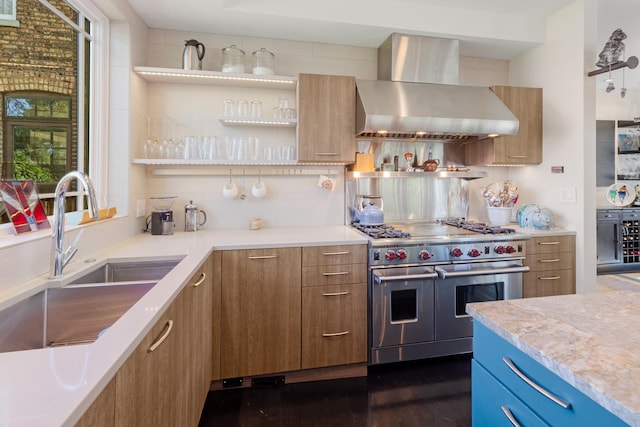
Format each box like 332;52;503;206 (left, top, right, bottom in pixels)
184;200;207;232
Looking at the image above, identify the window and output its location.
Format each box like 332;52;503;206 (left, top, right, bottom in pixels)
0;0;17;22
0;0;109;226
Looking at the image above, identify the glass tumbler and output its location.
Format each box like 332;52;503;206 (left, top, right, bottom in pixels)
237;100;249;117
223;99;235;116
251;100;262;118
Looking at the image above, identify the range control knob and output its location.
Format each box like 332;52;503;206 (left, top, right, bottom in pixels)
505;245;517;254
494;245;506;254
468;248;481;258
396;249;407;260
450;247;463;258
385;250;397;260
419;250;431;261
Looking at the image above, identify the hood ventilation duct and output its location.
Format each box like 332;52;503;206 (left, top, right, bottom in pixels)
355;33;519;141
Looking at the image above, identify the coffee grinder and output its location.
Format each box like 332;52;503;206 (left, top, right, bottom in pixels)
148;196;176;235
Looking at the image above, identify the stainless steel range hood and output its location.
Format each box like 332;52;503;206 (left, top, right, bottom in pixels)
355;33;519;140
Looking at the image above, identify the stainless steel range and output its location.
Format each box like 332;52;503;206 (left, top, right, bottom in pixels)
358;220;530;365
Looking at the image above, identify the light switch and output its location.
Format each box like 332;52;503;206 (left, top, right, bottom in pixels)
136;199;146;217
559;187;576;203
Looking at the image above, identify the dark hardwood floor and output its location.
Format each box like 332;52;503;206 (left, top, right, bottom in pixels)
199;354;472;427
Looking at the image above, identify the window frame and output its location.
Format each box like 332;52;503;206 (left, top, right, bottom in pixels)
0;0;109;235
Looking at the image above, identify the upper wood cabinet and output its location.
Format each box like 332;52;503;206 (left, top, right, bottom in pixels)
465;85;542;166
220;247;302;378
297;73;357;163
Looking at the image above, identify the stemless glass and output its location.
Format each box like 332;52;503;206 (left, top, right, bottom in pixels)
237;100;249;117
223;99;235;116
251;100;262;118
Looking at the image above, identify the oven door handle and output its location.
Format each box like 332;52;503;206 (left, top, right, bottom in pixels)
373;272;438;283
435;265;530;279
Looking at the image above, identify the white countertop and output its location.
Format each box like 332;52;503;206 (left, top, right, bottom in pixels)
0;225;366;426
467;290;640;426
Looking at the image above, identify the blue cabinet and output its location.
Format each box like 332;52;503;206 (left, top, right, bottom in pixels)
472;322;627;427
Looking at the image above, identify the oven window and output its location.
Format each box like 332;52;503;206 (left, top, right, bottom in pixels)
391;289;417;322
455;282;505;316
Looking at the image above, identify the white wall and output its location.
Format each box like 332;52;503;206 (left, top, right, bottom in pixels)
508;0;598;293
142;30;512;230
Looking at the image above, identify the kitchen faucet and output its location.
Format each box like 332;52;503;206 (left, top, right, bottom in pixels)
49;171;99;279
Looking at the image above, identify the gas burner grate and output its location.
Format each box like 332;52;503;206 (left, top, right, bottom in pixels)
351;222;411;239
441;219;516;234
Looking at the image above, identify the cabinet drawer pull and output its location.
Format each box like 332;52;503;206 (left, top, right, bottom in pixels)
248;255;278;260
500;406;522;427
539;276;561;280
538;258;561;263
192;272;206;287
322;331;349;337
502;357;571;409
322;271;350;276
148;320;173;353
315;152;339;156
322;291;350;296
538;241;560;245
322;251;350;256
507;155;528;159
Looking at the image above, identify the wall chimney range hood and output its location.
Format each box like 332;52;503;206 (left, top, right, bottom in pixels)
355;33;519;140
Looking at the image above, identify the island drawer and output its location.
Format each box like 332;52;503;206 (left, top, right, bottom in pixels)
473;323;626;426
302;244;367;267
472;360;547;427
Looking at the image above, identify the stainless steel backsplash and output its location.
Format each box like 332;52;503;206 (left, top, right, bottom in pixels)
347;140;470;223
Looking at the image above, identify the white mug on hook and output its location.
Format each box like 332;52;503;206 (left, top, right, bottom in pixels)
223;180;238;199
251;180;267;198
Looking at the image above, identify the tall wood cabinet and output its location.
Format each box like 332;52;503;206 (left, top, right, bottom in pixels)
220;248;302;378
465;85;542;166
301;245;368;369
297;73;357;163
524;235;576;298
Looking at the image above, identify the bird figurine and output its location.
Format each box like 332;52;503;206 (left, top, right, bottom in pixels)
618;185;628;203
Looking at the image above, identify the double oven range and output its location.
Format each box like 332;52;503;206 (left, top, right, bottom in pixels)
354;220;530;365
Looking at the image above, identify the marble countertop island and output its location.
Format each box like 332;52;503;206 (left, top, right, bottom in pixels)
467;290;640;426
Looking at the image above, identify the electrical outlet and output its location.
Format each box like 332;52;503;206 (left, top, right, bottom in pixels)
559;187;576;203
136;199;146;217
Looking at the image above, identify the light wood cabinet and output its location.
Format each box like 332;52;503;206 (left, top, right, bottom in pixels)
184;257;214;426
301;245;367;369
114;289;186;426
524;235;576;298
465;86;542;166
220;248;302;378
210;251;222;381
113;258;213;426
297;73;357;163
75;378;116;426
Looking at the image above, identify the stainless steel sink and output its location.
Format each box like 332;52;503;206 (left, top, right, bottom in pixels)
68;258;182;285
0;282;156;353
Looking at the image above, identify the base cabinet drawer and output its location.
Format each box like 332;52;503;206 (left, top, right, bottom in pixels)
473;323;627;427
301;283;367;369
523;269;575;297
472;360;548;427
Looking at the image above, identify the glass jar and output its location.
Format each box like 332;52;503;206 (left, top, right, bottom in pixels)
252;48;275;75
221;45;246;73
